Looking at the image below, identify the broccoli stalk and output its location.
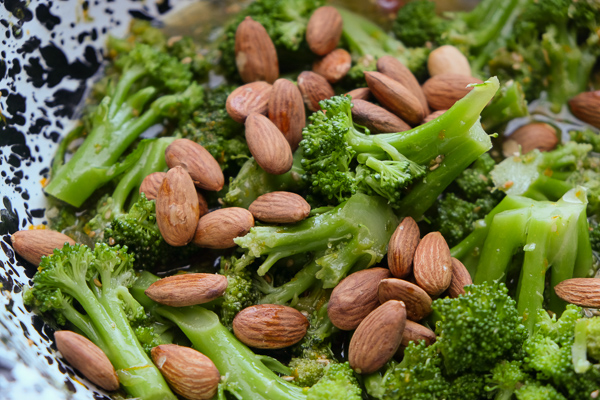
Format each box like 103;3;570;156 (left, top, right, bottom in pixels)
480;80;529;132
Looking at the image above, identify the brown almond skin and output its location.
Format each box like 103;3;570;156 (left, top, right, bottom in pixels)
306;6;343;56
346;87;371;101
387;217;420;278
268;79;306;151
401;320;437;347
423;110;447;124
245;113;293;175
377;56;429;114
328;268;392;330
55;331;119;391
156;166;201;247
313;48;352;83
226;81;272;123
569;91;600;129
151;344;220;400
193;207;254;249
349;300;407;374
298;71;335;112
378;278;432;321
352;99;411;133
11;229;75;266
140;172;167;200
165;139;225;192
365;71;425;126
145;273;228;307
423;74;484;110
427;45;471;77
554;278;600;308
507;122;558;154
235;17;279;83
233;304;309;349
249;191;311;223
413;232;453;296
447;257;472;298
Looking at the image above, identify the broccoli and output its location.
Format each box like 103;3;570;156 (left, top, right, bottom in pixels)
485;361;529;400
514;382;568;400
480;80;529;132
393;0;449;48
570;128;600;153
305;362;361;400
23;243;176;399
218;255;260;329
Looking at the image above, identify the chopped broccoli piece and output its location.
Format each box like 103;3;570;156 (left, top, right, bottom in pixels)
218;255;260;329
393;0;449;47
306;362;361;400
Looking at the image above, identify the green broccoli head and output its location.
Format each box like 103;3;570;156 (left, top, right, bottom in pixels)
393;0;448;47
218;255;260;329
306;362;362;400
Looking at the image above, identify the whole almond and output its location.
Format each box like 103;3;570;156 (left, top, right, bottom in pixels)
328;268;392;330
140;172;167;200
554;278;600;308
55;331;119;391
423;110;447;124
249;191;311;223
427;45;471;77
298;71;335;112
507;122;558;154
245;113;293;175
193;207;254;249
349;300;407;374
365;71;425;125
235;17;279;83
422;74;484;110
306;6;343;56
346;87;371;101
268;79;306;150
156;166;200;247
145;273;228;307
401;320;437;347
378;278;432;321
377;56;429;114
165;139;224;191
233;304;309;349
413;232;453;296
11;229;75;266
447;257;472;298
387;217;420;278
226;81;272;123
352;99;411;133
569;91;600;129
313;48;352;83
151;344;220;400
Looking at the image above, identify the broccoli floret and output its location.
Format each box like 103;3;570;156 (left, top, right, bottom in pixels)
485;360;529;400
393;0;448;47
218;255;260;329
480;80;529;133
448;373;491;400
585;317;600;362
305;362;361;400
570;128;600;153
514;381;568;400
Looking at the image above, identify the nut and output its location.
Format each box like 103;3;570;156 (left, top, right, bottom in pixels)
298;71;335;112
140;172;166;200
193;207;254;249
351;99;411;133
427;45;471;77
413;232;453;296
55;330;119;391
249;191;311;223
447;257;472;298
328;267;392;330
233;304;309;349
387;217;420;278
569;91;600;129
377;55;429;114
313;48;352;83
235;17;279;83
422;110;447;124
226;81;273;123
554;278;600;308
378;278;432;321
306;6;343;56
401;320;437;347
268;79;306;150
11;229;75;266
151;344;220;400
245;113;293;175
346;87;371;101
422;74;484;110
165;139;224;192
506;122;558;154
145;273;228;307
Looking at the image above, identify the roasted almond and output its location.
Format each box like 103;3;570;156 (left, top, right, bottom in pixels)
268;79;306;151
346;87;371;101
313;48;352;83
506;122;558;154
140;172;166;200
569;91;600;129
378;278;432;321
145;273;228;307
377;56;429;114
352;99;411;133
193;207;254;249
55;331;119;391
156;166;200;247
226;81;273;123
328;267;392;330
423;109;447;124
447;257;472;298
249;191;311;223
427;45;471;77
401;320;437;347
387;217;420;278
554;278;600;308
165;139;224;192
306;6;343;56
233;304;309;349
422;74;484;110
245;113;293;175
364;71;425;125
11;229;75;266
348;300;407;374
298;71;335;112
235;17;279;83
413;232;453;296
151;344;220;400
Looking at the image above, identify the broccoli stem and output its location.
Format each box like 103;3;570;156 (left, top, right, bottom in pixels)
50;124;84;179
480;81;529;132
258;260;320;305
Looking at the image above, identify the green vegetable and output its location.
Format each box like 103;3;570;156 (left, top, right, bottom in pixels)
305;362;361;400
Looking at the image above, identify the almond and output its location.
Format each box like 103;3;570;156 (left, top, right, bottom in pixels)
235;17;279;83
364;71;425;125
55;331;119;391
378;278;432;321
145;273;228;307
413;232;453;296
226;81;272;123
245;113;293;175
156;166;200;247
423;109;447;124
554;278;600;308
249;191;311;223
401;320;437;347
193;207;254;249
151;344;220;400
140;172;166;200
306;6;343;56
11;229;75;266
569;91;600;129
447;257;472;298
313;48;352;83
298;71;335;112
328;267;392;330
387;217;420;278
507;122;558;154
268;79;306;150
376;56;429;114
346;87;371;101
352;99;411;133
427;45;471;77
165;139;224;192
233;304;309;349
422;74;484;110
348;300;407;374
